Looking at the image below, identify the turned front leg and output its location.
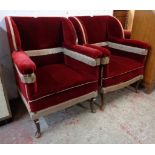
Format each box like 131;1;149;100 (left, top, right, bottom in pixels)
100;93;105;111
90;98;96;113
34;119;41;138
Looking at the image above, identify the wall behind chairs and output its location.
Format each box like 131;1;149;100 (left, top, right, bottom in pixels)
0;10;113;100
0;10;113;19
0;18;18;100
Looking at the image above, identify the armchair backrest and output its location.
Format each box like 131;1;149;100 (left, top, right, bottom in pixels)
5;17;64;51
69;15;124;45
5;16;77;67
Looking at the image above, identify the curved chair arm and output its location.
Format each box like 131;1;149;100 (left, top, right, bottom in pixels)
84;44;111;65
63;44;103;66
12;51;36;83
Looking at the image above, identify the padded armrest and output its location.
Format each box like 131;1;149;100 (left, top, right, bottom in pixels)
84;44;111;57
109;38;150;49
84;44;111;65
63;44;103;66
64;44;103;58
12;51;36;74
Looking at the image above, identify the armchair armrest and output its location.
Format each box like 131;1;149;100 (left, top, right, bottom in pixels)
12;51;36;83
84;44;111;65
109;38;150;49
84;44;111;57
12;51;36;74
63;44;103;66
108;38;150;55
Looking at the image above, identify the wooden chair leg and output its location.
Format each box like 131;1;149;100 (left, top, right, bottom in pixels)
90;98;96;113
34;119;41;138
100;93;105;111
135;80;141;93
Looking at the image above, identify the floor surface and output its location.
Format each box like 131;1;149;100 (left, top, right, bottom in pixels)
0;87;155;144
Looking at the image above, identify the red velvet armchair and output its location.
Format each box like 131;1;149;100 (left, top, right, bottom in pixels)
69;15;150;109
5;16;103;137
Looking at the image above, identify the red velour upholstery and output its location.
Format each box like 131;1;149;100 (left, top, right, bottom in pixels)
9;17;63;50
16;65;97;112
109;48;146;64
5;17;22;51
102;54;144;86
69;15;150;90
30;81;97;112
109;38;151;49
68;16;90;44
105;16;124;39
6;16;100;113
64;44;103;59
61;17;77;45
124;30;131;39
29;64;97;100
69;16;108;44
69;16;124;44
64;56;99;80
12;51;36;74
84;44;111;57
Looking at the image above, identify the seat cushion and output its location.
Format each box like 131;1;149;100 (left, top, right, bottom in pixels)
26;64;97;112
102;54;144;87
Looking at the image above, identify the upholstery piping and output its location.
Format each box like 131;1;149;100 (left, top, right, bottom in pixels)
92;41;148;55
7;16;17;51
25;47;64;56
102;66;144;80
19;89;97;120
25;47;100;66
92;42;108;47
112;16;125;38
102;75;143;93
64;48;100;66
108;42;148;55
72;16;87;44
27;80;98;103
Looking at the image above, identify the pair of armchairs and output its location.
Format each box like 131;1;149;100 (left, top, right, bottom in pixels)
5;16;150;138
